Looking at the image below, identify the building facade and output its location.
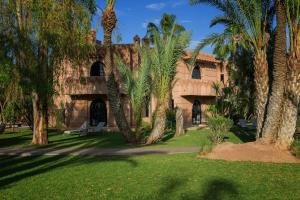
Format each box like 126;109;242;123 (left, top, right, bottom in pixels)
50;36;228;130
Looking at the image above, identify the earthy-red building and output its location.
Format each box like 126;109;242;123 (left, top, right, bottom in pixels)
50;36;228;130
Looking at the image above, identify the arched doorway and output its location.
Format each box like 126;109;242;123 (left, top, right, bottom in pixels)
90;99;107;126
192;100;201;125
90;61;105;77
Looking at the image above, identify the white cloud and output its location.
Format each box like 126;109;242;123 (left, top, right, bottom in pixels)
142;19;160;29
189;40;202;50
142;22;148;29
172;0;186;8
145;3;166;10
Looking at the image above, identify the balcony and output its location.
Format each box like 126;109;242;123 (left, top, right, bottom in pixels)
64;76;125;95
173;79;216;97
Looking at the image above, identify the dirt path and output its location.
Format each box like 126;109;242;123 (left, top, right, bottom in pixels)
200;142;300;163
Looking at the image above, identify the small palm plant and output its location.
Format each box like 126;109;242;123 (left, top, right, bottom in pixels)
146;27;191;144
116;46;152;140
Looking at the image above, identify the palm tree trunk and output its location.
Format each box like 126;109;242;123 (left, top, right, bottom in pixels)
254;50;269;139
261;0;287;143
276;51;300;149
102;5;136;143
32;92;48;144
276;96;297;149
146;101;168;144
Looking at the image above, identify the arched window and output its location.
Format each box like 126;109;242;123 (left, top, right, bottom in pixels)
192;66;201;79
90;61;105;77
192;100;201;125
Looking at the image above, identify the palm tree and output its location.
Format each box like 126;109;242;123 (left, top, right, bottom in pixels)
101;0;136;143
190;0;272;139
116;45;152;141
276;0;300;149
261;0;287;143
146;27;191;144
146;13;185;42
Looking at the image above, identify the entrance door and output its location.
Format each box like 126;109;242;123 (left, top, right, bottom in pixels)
192;100;201;125
90;99;107;126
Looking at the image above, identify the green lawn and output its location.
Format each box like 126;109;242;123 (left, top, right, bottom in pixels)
0;153;300;200
1;127;299;199
0;127;245;149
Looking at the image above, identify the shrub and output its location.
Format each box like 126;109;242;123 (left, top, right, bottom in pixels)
291;140;300;158
207;115;234;144
165;109;176;130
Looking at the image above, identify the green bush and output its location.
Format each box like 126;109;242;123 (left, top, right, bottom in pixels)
165;109;176;130
291;140;300;158
207;115;234;144
3;101;21;124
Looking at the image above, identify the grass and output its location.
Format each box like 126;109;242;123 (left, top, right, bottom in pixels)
0;127;300;199
0;153;300;200
0;127;243;149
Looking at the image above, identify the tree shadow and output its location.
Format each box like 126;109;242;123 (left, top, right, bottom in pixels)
0;154;138;189
148;176;239;200
231;126;256;143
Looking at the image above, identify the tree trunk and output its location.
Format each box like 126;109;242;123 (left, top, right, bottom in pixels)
276;49;300;149
175;107;185;137
101;5;136;143
276;96;297;150
261;0;287;143
146;102;168;144
32;92;48;145
254;50;269;139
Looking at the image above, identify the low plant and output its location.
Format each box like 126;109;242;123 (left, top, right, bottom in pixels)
166;109;176;130
291;139;300;158
198;143;214;155
207;115;234;144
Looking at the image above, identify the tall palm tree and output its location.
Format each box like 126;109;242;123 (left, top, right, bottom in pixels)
276;0;300;149
190;0;272;138
261;0;287;143
146;13;185;42
101;0;136;143
146;27;191;144
116;45;152;140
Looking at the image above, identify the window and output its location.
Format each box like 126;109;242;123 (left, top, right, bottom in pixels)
90;61;105;77
192;66;201;79
220;74;224;83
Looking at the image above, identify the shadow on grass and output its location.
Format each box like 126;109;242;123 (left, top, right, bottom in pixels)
231;126;256;143
147;176;239;200
0;154;138;189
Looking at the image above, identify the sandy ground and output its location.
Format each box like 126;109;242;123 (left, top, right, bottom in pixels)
200;142;300;163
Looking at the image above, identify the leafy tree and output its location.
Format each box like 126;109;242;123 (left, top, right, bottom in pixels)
146;26;191;144
0;0;96;144
101;0;136;143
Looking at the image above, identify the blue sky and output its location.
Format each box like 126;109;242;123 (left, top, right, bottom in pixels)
93;0;223;54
